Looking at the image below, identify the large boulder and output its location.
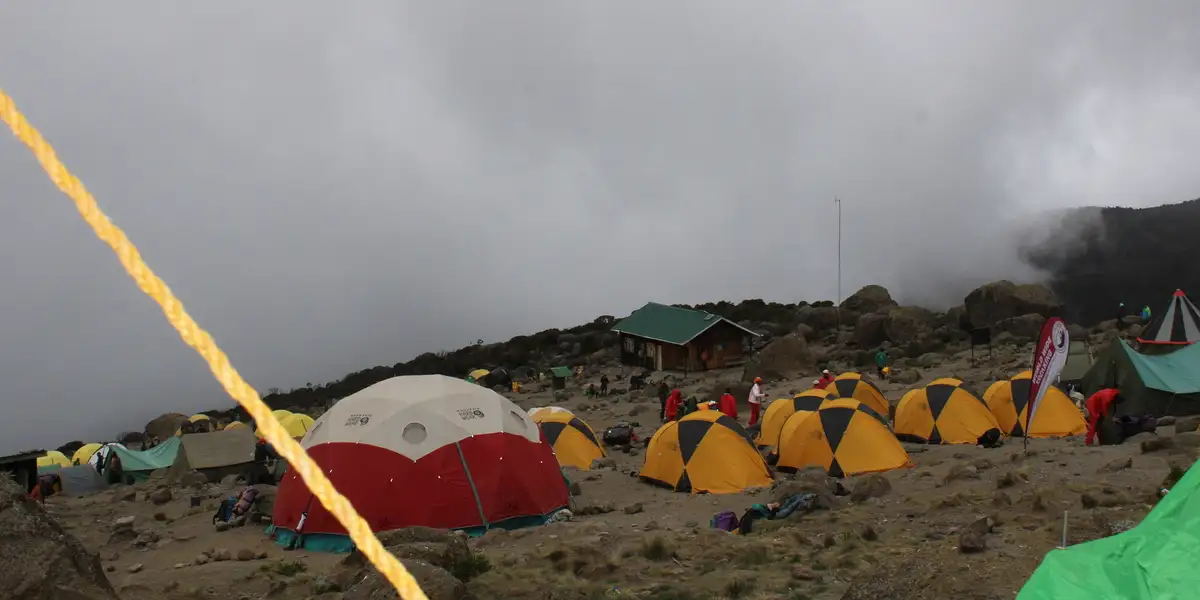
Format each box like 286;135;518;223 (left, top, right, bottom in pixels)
840;285;898;315
854;313;889;347
0;476;120;599
964;280;1061;330
884;306;937;345
143;412;188;440
796;305;845;334
742;334;815;382
336;527;477;600
994;313;1046;342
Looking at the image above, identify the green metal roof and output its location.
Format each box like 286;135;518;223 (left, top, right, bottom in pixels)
610;302;760;346
550;366;572;378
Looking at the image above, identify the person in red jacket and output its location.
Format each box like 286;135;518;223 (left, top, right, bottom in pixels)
664;389;683;422
1085;388;1122;445
718;387;738;420
815;369;835;389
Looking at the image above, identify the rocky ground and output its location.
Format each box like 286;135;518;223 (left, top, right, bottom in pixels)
21;340;1199;600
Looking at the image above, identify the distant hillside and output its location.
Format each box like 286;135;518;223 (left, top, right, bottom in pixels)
244;299;812;416
1022;198;1200;325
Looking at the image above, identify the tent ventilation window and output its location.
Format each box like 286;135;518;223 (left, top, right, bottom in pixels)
402;423;427;445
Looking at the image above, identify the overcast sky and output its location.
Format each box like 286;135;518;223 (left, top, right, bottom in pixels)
3;2;1200;452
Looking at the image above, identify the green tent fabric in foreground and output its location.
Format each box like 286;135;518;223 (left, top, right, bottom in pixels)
1019;460;1200;599
107;437;180;475
1079;340;1200;415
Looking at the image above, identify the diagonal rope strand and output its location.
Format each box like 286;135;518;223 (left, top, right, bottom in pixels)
0;88;428;600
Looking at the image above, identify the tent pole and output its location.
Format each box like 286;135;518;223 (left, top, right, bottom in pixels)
455;441;490;531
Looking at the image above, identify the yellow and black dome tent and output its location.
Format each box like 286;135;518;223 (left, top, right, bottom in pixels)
532;408;606;470
826;372;889;417
71;443;102;466
776;398;911;477
756;389;834;447
639;410;772;494
894;378;1002;445
983;370;1086;438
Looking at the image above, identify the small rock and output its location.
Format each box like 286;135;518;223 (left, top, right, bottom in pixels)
148;488;173;506
153;512;168;522
850;474;891;502
236;548;258;561
590;457;618;470
1081;493;1098;509
792;565;820;581
567;481;583;496
1173;415;1200;433
111;487;137;503
173;563;186;569
643;521;660;531
958;517;993;553
943;463;980;484
134;531;160;547
111;516;136;530
194;554;211;566
1098;457;1133;473
1157;416;1177;428
860;524;879;542
624;503;645;515
1142;437;1174;453
212;548;232;562
105;565;115;573
127;563;144;573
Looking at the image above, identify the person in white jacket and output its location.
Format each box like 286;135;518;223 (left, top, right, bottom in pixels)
747;377;766;425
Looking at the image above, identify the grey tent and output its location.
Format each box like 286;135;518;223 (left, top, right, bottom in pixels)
1060;340;1093;384
57;465;109;497
167;427;259;484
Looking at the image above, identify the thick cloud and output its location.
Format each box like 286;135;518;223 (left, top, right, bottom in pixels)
2;2;1200;452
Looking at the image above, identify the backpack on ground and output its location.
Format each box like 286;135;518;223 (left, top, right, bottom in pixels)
602;423;634;447
213;495;237;524
710;510;740;532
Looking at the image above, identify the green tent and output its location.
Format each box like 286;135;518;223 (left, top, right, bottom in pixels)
105;437;181;482
1078;340;1200;415
1060;340;1093;383
1019;460;1200;598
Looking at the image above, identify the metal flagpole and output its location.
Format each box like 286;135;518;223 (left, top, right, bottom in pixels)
835;197;842;329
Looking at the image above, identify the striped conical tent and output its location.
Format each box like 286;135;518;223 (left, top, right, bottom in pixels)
1138;289;1200;347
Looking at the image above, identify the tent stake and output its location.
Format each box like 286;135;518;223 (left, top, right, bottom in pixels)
1060;510;1069;548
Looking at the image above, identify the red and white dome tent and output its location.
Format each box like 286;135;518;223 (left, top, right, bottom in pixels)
271;375;569;551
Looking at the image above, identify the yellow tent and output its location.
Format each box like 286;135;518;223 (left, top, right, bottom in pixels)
279;413;316;439
983;370;1087;438
826;372;890;417
37;450;71;470
895;378;1002;445
223;421;247;430
468;369;490;381
71;443;102;466
755;389;833;447
176;413;216;435
532;409;606;470
256;410;295;438
777;398;911;477
639;411;771;494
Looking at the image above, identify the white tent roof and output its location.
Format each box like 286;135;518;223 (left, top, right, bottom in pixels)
303;375;541;461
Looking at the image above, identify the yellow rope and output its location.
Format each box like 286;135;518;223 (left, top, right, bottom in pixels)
0;88;428;600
